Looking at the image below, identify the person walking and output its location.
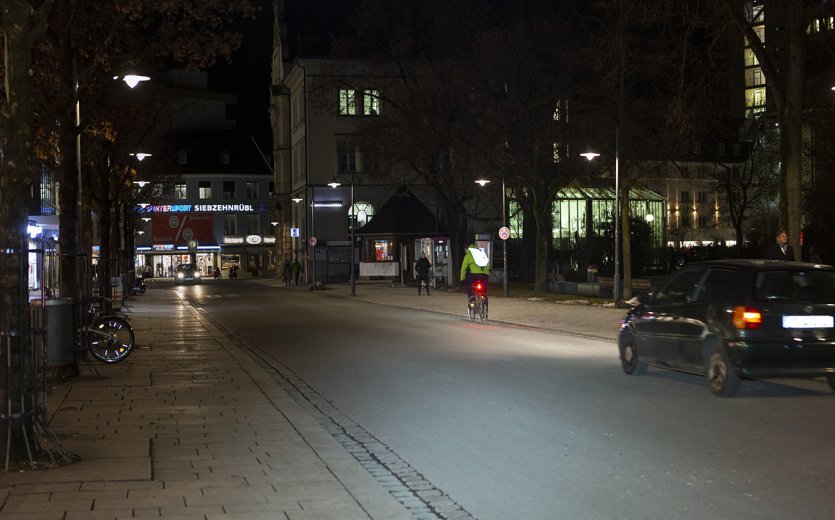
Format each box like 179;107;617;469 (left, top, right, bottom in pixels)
415;253;432;295
282;259;292;286
292;258;302;285
764;230;795;261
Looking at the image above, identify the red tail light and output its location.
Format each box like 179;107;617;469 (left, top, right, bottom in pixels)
474;282;484;293
733;306;762;329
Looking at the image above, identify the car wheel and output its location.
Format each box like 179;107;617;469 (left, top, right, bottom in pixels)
707;347;740;397
827;375;835;393
619;333;647;375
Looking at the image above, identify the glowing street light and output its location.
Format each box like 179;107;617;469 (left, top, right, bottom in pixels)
130;152;152;161
115;74;151;89
475;177;509;297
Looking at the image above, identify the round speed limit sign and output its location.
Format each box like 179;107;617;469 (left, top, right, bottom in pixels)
498;226;511;240
308;236;318;246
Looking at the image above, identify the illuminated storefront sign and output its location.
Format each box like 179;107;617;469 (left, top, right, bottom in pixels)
224;236;275;245
148;203;255;213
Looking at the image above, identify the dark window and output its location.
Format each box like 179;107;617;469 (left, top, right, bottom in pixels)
654;269;705;305
754;270;835;303
223;181;235;200
695;269;736;302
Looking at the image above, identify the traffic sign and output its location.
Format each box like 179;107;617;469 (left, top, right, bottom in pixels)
309;236;317;246
188;239;199;250
498;226;510;240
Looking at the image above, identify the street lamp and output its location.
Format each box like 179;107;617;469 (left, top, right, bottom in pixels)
475;177;509;297
330;175;356;296
582;128;622;303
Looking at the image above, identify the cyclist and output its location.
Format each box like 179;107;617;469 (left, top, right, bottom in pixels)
460;241;490;307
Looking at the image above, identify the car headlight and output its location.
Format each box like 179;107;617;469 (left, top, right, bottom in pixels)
194;272;201;278
177;272;184;278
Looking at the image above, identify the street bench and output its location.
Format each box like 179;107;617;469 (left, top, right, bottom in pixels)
597;276;653;297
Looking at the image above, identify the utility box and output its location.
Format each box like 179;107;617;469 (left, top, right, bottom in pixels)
44;298;74;366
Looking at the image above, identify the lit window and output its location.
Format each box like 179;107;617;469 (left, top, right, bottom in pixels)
174;183;187;200
198;181;212;200
339;89;356;115
363;89;380;115
351;201;375;230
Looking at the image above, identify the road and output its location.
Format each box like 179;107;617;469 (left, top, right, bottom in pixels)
175;279;835;520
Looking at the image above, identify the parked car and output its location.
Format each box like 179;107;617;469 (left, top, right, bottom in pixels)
618;259;835;396
175;263;202;285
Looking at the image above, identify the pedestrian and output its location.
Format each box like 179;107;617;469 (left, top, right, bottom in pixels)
809;245;822;264
764;229;795;261
283;259;292;286
292;257;302;285
415;252;431;295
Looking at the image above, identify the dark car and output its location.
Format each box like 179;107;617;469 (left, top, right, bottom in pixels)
175;263;202;285
618;259;835;396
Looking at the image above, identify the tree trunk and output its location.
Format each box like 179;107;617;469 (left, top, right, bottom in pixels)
0;0;42;466
531;189;552;295
782;5;805;257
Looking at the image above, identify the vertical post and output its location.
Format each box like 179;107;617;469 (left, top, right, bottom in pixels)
502;176;508;297
310;188;316;286
614;126;621;304
350;172;356;296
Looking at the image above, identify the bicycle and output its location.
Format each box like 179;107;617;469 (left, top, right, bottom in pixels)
83;297;135;363
467;279;488;322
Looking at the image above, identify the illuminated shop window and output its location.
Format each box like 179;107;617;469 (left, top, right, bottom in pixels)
372;240;394;261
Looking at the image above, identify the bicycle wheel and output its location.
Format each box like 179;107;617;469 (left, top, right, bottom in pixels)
479;296;488;321
467;297;476;321
88;314;135;363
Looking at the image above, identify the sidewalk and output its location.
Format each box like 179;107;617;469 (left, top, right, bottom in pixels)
0;289;411;520
0;279;625;519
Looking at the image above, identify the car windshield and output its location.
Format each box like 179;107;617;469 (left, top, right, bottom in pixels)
178;264;196;271
754;269;835;303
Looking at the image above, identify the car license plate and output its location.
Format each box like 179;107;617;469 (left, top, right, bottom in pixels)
782;315;834;328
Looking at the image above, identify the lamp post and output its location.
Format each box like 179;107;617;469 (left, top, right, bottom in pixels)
581;127;621;303
330;175;356;296
475;177;509;297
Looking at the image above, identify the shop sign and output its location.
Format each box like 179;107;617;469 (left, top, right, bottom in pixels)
224;236;244;244
264;236;276;244
246;235;262;245
149;203;255;213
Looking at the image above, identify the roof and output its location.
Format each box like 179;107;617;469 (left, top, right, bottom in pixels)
355;188;447;236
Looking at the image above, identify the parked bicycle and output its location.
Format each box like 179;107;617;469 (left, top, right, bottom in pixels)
467;279;488;322
83;297;135;363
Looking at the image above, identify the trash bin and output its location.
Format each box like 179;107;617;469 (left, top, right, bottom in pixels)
587;265;598;283
44;298;74;366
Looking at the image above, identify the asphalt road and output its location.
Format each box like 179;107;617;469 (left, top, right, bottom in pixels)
176;279;835;520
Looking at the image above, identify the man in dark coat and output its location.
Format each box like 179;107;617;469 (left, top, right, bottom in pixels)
764;230;795;261
415;253;432;295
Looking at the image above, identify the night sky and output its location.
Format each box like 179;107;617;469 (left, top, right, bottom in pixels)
208;0;360;146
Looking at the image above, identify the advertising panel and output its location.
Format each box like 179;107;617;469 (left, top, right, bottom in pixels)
152;213;214;245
